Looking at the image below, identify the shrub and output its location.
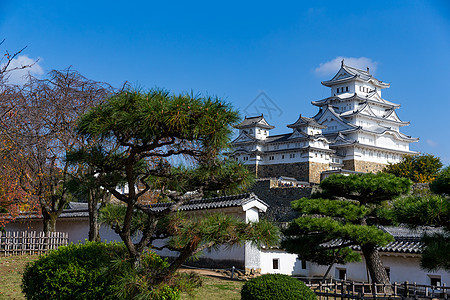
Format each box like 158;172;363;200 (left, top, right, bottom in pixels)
22;241;186;300
108;249;183;299
22;241;126;300
241;274;316;300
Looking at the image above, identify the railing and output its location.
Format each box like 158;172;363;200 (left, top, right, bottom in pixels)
0;231;69;256
305;280;449;300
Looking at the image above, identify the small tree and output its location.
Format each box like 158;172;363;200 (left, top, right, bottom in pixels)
383;154;443;183
430;166;450;195
69;89;279;279
282;173;411;285
394;193;449;271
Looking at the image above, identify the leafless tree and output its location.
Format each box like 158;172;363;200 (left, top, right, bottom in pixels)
0;68;113;233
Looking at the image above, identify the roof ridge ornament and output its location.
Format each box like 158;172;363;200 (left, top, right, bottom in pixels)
341;59;344;67
367;67;370;73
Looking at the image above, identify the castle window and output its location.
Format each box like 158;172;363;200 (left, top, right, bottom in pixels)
429;275;441;286
346;86;348;92
282;155;285;159
301;260;307;269
249;129;253;134
273;259;279;270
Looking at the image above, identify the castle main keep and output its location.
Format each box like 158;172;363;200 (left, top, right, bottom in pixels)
229;61;418;183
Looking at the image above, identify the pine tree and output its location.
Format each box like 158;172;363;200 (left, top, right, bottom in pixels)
68;89;279;280
282;173;411;285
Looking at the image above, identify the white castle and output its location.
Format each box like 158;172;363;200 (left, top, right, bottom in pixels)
230;61;418;183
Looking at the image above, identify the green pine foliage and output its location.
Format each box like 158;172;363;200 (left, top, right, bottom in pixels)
393;194;449;228
420;233;450;271
282;173;412;284
393;188;450;271
430;166;450;195
66;88;279;281
100;203;280;259
241;274;316;300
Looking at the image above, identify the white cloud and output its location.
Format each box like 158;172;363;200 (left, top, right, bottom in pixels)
2;55;44;85
426;139;439;147
315;56;378;77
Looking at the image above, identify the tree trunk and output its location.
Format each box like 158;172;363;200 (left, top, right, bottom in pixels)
155;240;200;285
361;243;393;293
43;212;57;233
88;192;100;242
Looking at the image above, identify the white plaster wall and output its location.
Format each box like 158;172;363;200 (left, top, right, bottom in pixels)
266;251;450;286
382;255;450;285
5;218;122;244
260;249;309;276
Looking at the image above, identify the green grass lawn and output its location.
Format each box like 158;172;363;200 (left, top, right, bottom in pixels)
0;255;244;300
181;275;244;300
0;255;38;300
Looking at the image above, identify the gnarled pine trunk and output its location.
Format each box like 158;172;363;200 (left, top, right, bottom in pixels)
361;243;393;294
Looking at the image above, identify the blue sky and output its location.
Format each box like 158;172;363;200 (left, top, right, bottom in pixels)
1;0;450;164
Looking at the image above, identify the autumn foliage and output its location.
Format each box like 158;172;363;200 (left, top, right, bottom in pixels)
383;154;443;183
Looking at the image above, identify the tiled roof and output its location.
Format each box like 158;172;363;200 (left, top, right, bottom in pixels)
147;193;268;211
321;63;390;88
287;115;327;129
235;115;275;129
324;226;442;254
18;194;268;220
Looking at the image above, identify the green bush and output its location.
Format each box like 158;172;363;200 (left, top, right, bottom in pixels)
108;249;183;300
241;274;316;300
22;241;125;300
22;241;185;300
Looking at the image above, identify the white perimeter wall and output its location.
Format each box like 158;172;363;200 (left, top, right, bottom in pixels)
260;250;449;286
5;218;122;244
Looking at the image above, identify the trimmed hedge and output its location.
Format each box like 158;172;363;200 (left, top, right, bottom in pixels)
241;274;316;300
22;241;125;300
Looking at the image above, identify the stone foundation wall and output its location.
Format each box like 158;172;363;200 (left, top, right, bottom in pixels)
343;160;387;173
255;162;310;182
249;179;313;222
308;162;329;184
249;162;329;184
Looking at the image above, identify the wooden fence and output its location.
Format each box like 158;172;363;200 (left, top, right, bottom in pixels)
0;231;69;256
306;280;449;300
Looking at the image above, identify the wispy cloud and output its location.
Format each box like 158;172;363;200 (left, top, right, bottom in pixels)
315;56;378;76
2;55;44;85
426;139;439;147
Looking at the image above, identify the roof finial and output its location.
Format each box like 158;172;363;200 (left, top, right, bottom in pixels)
367;66;370;73
341;59;344;67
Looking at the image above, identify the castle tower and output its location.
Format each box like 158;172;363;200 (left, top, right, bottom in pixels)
230;114;333;183
312;60;418;172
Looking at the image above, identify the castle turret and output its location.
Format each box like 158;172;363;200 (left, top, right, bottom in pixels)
235;114;274;140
